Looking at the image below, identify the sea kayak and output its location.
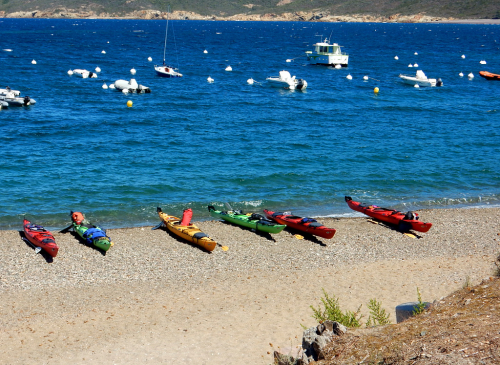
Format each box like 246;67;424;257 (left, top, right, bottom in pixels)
208;206;286;234
345;196;432;233
263;209;336;239
157;207;217;252
65;211;113;251
23;219;59;257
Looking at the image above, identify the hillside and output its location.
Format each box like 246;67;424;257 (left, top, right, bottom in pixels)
1;0;500;21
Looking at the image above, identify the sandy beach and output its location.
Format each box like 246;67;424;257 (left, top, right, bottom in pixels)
1;207;499;364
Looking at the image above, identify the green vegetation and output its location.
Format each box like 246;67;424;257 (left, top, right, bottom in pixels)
412;287;427;316
310;289;363;328
0;0;498;19
366;298;391;327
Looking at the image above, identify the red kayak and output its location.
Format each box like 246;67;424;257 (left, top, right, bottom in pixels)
263;209;336;239
345;196;432;233
23;219;59;257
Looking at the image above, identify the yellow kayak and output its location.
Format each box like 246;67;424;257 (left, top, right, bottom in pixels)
156;207;217;252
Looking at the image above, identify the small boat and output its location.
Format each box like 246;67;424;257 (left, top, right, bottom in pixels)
113;79;151;93
208;206;286;234
0;86;36;106
305;37;349;67
72;69;97;78
62;211;113;251
263;209;336;239
345;196;432;233
154;7;183;78
156;207;216;252
266;70;307;90
23;219;59;257
479;71;500;80
399;70;443;87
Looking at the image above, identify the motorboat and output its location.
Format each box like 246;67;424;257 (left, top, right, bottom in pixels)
0;87;36;106
266;70;307;90
72;69;98;78
113;79;151;93
305;38;349;67
399;70;443;87
479;71;500;80
154;7;183;78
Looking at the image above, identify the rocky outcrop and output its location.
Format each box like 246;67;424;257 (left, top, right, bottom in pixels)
3;8;451;22
273;320;347;365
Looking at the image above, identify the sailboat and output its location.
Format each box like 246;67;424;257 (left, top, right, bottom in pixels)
154;7;183;78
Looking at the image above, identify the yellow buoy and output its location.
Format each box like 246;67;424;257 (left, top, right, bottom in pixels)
127;100;133;107
374;87;379;93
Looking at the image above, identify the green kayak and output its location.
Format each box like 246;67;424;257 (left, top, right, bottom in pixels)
67;211;113;251
208;206;286;234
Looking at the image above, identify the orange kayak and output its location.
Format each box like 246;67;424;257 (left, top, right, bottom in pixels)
479;71;500;80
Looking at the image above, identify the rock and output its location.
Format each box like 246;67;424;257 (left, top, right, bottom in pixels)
312;334;329;359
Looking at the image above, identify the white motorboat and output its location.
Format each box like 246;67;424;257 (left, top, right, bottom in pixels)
113;79;151;93
72;69;98;78
305;38;349;67
0;87;36;106
399;70;443;87
266;70;307;90
154;7;183;78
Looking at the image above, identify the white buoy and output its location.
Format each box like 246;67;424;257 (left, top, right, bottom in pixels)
102;83;108;89
203;50;208;54
207;76;214;83
394;55;399;60
286;59;292;62
363;75;369;81
148;57;152;62
461;54;466;59
335;64;341;69
413;63;418;67
414;52;418;55
480;60;487;64
109;84;115;89
130;68;136;75
225;65;232;71
247;78;254;85
122;89;129;94
414;84;420;88
101;50;106;54
408;64;413;67
346;74;352;80
67;70;73;76
468;72;474;79
459;72;464;77
31;59;37;64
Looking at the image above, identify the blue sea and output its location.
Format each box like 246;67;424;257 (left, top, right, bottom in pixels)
0;18;499;230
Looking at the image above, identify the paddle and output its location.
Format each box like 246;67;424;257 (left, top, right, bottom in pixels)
59;224;73;233
22;237;42;254
151;222;164;230
224;202;233;212
217;242;229;251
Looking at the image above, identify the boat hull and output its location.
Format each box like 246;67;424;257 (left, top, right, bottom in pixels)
208;206;285;234
23;219;59;257
345;196;432;233
158;209;216;252
479;71;500;80
263;209;336;239
155;65;183;78
307;54;349;67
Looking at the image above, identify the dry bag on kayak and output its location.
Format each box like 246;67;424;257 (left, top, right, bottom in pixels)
180;208;193;226
83;227;107;244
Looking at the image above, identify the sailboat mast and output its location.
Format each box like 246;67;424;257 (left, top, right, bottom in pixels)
162;6;170;65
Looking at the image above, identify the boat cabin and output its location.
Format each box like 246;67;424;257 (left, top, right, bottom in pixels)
314;40;342;55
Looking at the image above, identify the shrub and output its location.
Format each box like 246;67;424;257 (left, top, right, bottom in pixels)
310;288;363;328
366;298;391;327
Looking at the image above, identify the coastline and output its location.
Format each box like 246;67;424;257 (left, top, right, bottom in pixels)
1;9;500;24
1;206;499;364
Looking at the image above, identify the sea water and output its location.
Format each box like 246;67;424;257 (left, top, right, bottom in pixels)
0;18;499;229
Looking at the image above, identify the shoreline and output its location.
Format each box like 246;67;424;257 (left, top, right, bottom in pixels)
1;207;499;364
